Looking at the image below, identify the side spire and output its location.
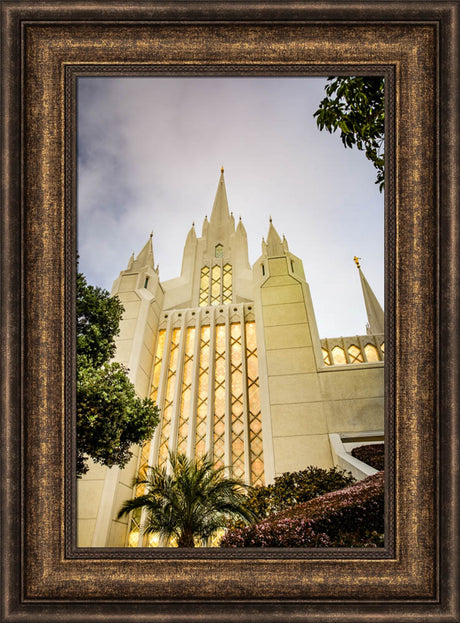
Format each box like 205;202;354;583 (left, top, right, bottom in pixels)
132;233;155;270
265;218;284;256
354;257;384;335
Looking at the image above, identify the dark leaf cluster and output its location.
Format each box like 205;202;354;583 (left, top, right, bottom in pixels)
76;272;159;476
314;76;385;191
240;465;356;521
351;443;385;471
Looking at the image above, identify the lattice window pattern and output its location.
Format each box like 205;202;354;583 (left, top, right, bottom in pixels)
199;266;210;307
176;327;196;454
195;325;210;457
222;263;232;304
245;322;264;486
213;324;226;469
230;323;245;480
322;347;331;366
158;327;181;468
210;265;221;305
348;344;364;364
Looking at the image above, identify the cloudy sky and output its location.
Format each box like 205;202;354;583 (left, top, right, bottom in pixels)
77;77;384;338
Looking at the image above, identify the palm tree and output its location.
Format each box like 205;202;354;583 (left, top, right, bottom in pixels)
118;452;256;547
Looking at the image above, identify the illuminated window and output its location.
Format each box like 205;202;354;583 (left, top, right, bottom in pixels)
348;344;364;364
322;347;331;366
210;265;221;305
380;342;385;353
222;263;232;304
158;328;181;468
230;323;245;480
215;243;223;258
195;325;210;457
246;322;264;486
364;343;380;362
213;324;226;469
176;327;196;454
331;345;346;365
199;266;210;307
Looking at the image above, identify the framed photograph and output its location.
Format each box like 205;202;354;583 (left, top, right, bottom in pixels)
1;1;458;621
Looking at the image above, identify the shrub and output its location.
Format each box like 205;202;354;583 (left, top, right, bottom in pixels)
220;471;384;548
351;444;384;471
242;465;356;520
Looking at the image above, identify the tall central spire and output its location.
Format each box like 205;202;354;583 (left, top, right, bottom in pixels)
210;167;231;227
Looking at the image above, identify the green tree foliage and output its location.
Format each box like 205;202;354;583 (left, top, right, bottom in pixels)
118;452;256;547
242;465;356;521
314;76;385;191
77;272;159;476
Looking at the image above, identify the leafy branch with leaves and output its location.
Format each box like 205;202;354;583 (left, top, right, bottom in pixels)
314;76;385;191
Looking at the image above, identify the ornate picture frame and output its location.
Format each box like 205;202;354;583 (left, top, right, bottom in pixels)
1;1;458;621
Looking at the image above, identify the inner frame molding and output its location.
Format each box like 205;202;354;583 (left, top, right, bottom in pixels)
1;3;457;621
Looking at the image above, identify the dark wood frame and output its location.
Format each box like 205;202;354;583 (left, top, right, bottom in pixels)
1;1;458;621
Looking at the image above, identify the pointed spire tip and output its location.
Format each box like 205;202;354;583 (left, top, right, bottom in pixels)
354;256;361;268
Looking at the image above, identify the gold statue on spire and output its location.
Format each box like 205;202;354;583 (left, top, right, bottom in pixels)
353;256;361;268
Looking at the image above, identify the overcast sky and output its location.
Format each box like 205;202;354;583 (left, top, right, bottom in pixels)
77;77;384;338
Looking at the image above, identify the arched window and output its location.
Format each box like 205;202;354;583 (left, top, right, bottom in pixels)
364;343;380;362
331;345;346;365
348;344;364;364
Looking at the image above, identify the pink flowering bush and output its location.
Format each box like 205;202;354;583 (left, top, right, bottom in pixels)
220;471;384;548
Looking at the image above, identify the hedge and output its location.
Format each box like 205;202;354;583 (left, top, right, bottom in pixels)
220;471;384;548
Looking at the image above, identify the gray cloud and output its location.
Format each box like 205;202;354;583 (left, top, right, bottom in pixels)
78;77;384;338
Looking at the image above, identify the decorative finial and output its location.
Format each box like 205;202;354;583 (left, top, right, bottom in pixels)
239;215;242;221
192;221;195;227
221;166;224;173
354;256;361;268
269;215;272;223
150;231;153;238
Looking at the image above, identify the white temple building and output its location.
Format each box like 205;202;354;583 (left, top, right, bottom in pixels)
78;169;384;547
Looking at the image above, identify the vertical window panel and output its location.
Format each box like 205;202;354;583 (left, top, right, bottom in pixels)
199;266;210;307
222;263;232;304
210;264;221;305
230;323;244;480
158;327;181;468
176;327;196;455
213;324;226;469
245;322;264;486
331;345;346;365
195;325;210;457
